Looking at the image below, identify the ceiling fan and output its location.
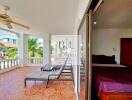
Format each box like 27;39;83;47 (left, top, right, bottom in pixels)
0;5;30;29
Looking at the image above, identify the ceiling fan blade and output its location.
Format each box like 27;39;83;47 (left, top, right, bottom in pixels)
7;23;13;29
7;20;30;29
0;18;13;29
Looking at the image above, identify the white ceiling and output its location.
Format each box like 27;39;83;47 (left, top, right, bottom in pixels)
93;0;132;29
0;0;79;34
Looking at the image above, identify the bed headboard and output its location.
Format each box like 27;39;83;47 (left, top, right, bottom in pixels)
92;55;117;64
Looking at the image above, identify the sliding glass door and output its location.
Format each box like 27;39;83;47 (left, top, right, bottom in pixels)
78;15;87;100
78;10;93;100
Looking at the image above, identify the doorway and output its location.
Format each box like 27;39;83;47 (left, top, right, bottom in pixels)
78;12;93;100
78;0;104;100
121;38;132;67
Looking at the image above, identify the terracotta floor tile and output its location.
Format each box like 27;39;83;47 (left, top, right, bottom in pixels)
0;67;76;100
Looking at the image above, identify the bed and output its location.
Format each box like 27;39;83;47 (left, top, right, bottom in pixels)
92;67;132;100
92;55;132;100
92;64;126;67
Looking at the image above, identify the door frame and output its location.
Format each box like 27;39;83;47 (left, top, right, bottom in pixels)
77;0;103;99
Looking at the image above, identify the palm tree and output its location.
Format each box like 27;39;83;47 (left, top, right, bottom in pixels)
6;48;18;58
0;42;4;51
28;38;38;57
28;38;43;57
0;43;4;59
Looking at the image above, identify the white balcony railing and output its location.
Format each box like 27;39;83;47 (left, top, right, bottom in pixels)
0;59;19;70
28;57;43;65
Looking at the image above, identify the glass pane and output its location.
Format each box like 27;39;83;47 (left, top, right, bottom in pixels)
79;17;87;100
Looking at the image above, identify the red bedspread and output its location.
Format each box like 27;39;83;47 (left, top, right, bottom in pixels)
92;67;132;97
96;76;132;95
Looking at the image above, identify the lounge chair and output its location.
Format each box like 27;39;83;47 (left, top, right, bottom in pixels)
24;57;72;88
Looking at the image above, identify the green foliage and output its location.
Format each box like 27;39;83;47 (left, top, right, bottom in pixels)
6;48;18;58
28;38;43;57
0;43;4;51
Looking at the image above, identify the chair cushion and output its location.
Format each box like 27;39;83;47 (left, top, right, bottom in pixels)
41;64;54;71
26;71;59;80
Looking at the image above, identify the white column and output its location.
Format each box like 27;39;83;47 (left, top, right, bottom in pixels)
18;34;28;67
72;35;79;93
43;34;50;65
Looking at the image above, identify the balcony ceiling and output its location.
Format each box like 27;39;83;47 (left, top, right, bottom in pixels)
0;0;79;34
94;0;132;29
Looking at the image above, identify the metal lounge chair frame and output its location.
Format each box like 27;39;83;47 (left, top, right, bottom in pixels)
24;57;73;88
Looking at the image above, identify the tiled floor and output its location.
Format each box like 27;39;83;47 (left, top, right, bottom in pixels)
80;81;85;100
0;67;76;100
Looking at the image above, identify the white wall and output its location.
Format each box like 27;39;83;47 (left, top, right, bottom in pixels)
92;28;132;64
74;0;91;34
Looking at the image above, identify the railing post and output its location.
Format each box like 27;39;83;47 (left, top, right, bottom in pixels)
36;58;38;64
3;60;5;69
0;58;19;71
15;59;17;66
27;57;43;65
14;59;15;66
12;59;14;67
11;59;12;67
16;59;18;66
0;61;1;70
7;59;9;68
9;59;10;68
34;58;36;64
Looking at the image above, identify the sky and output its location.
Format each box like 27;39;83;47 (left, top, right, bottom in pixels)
29;36;43;43
0;30;44;47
